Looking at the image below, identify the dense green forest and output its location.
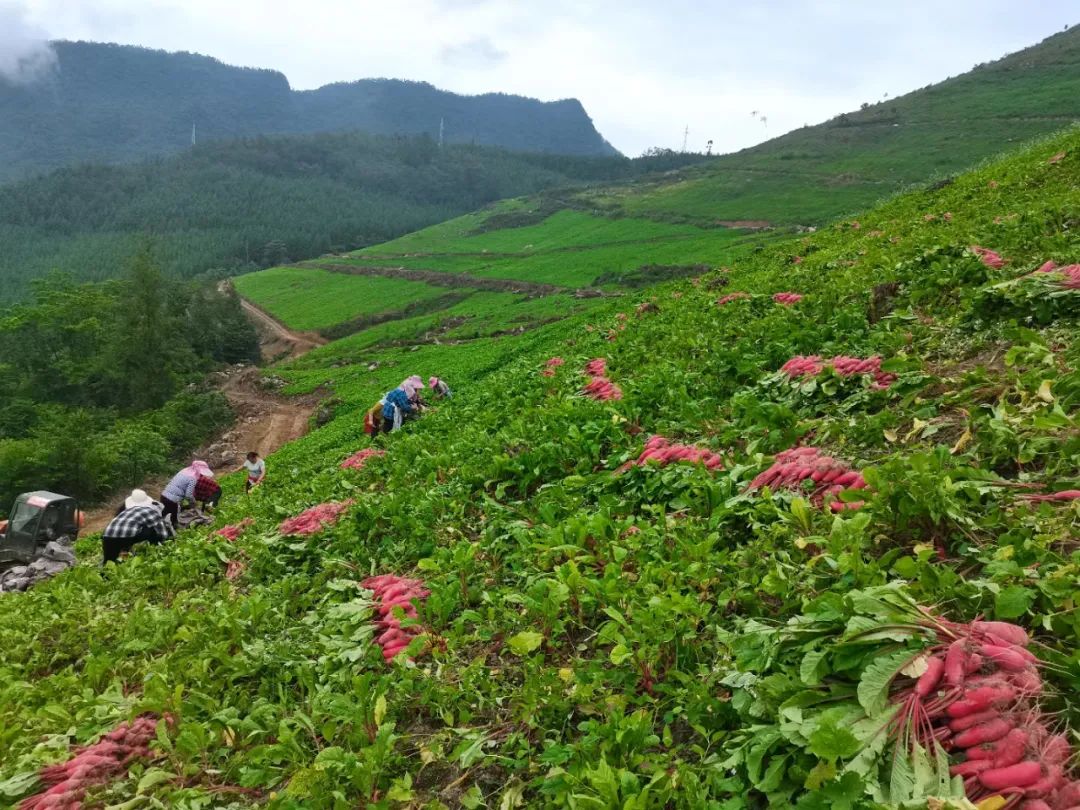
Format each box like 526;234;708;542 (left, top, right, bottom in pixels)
0;131;709;302
0;40;617;182
0;250;259;512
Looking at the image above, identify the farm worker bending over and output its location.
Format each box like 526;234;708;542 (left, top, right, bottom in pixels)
160;460;213;528
382;376;424;433
429;376;452;399
241;451;266;492
194;474;222;511
102;489;172;563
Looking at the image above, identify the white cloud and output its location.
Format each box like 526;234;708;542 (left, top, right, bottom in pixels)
0;1;56;84
12;0;1078;154
440;37;507;69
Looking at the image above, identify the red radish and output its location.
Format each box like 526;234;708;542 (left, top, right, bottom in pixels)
954;718;1014;748
945;639;969;687
951;760;994;776
1008;668;1042;696
978;760;1042;790
1041;734;1070;765
973;621;1029;647
1023;764;1064;799
980;643;1030;672
916;656;945;697
971;729;1028;767
1020;802;1052;810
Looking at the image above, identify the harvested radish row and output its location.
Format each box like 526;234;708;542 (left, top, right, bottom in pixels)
1020;489;1080;504
215;518;253;541
617;435;724;473
971;245;1007;268
772;292;803;306
362;574;430;663
1031;261;1080;290
779;354;897;389
19;714;163;809
340;448;385;470
886;615;1080;807
541;357;565;377
717;292;751;306
581;358;623;401
278;500;355;536
747;445;868;510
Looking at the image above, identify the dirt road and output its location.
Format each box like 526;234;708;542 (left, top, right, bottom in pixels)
220;281;326;362
84;289;325;534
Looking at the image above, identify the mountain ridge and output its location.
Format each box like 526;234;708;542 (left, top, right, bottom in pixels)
0;40;619;182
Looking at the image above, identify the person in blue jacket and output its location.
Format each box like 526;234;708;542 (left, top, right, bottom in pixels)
382;376;424;433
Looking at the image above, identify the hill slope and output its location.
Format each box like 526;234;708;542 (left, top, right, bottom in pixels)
0;40;617;182
1;127;1076;807
602;24;1080;225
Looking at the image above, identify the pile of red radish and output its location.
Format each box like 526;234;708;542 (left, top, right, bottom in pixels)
215;518;253;542
717;292;750;306
971;245;1007;269
891;618;1080;809
747;446;867;511
1032;261;1080;291
278;500;355;536
773;292;803;306
617;435;724;473
362;575;430;663
780;354;898;389
340;448;385;470
19;714;161;809
582;358;622;401
541;357;565;377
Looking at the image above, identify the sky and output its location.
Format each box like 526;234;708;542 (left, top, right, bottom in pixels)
1;0;1075;156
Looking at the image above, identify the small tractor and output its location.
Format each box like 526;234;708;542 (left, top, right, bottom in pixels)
0;491;81;592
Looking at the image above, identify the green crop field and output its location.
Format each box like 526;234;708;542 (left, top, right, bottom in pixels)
358;210;713;257
3;123;1078;808
232;266;452;332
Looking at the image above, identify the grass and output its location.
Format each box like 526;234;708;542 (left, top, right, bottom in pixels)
232;266;450;331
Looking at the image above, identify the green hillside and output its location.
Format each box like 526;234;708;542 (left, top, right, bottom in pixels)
2;123;1077;809
605;24;1080;226
0;133;708;302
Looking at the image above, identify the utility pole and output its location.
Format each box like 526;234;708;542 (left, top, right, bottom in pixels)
682;125;689;152
438;117;444;148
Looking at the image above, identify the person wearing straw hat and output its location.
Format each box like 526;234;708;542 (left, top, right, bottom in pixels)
101;489;173;563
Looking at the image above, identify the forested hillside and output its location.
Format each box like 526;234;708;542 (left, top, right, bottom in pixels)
0;40;617;182
0;250;259;510
0;132;706;302
1;123;1076;807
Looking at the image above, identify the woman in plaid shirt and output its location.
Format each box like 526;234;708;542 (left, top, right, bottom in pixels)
102;490;172;563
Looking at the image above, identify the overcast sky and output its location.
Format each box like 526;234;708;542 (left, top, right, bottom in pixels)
3;0;1076;156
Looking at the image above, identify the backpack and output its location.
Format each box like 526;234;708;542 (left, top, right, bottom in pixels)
363;401;384;435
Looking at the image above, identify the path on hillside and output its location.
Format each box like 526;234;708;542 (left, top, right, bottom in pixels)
223;281;327;361
84;291;324;535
